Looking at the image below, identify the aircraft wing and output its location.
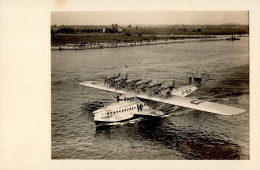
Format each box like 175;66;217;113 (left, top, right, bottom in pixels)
136;94;246;115
79;81;127;94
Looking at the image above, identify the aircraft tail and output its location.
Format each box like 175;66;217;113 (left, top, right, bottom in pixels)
189;70;202;86
188;70;214;87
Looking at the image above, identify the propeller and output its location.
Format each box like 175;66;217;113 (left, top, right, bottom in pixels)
147;82;163;92
100;75;107;79
125;79;142;91
101;73;121;87
112;73;120;79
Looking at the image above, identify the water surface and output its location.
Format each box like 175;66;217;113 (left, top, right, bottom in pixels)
51;38;249;159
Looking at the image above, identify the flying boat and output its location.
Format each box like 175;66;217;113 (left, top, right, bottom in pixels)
80;72;246;126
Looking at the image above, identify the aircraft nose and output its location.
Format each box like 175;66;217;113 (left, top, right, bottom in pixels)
93;110;99;114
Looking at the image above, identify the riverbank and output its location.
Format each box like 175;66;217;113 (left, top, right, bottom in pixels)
51;37;225;50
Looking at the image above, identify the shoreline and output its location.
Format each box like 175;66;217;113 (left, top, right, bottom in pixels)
51;37;225;50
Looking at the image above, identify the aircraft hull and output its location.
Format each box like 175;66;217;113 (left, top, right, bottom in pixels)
94;115;138;126
93;102;163;126
94;113;161;126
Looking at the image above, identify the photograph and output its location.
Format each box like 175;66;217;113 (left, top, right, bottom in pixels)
51;11;249;160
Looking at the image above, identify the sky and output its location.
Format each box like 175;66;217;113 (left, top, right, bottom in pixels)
51;11;248;26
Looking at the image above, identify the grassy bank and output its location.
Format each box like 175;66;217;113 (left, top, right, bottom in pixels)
51;24;248;45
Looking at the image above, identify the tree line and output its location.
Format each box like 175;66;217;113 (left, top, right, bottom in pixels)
52;27;104;34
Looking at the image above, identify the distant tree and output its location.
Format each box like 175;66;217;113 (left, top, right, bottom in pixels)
57;27;75;34
107;28;114;33
112;24;118;31
128;25;131;28
197;28;202;32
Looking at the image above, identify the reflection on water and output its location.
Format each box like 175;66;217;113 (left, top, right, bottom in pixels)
52;37;249;159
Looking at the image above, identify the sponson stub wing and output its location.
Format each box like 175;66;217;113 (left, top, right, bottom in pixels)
79;81;127;94
136;94;246;115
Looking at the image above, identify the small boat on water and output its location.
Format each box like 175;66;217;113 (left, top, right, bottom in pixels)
225;35;240;41
225;37;240;41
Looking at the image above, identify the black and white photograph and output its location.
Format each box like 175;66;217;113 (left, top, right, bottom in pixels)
51;11;249;160
2;0;260;169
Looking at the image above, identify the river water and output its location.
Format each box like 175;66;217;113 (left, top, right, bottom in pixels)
51;37;249;159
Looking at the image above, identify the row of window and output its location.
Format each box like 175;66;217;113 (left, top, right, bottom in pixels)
119;97;135;101
148;101;157;104
106;106;136;115
102;103;147;116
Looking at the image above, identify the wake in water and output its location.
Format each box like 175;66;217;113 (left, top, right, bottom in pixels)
135;116;242;159
83;100;244;159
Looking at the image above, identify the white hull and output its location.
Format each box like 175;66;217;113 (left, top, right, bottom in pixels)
93;101;164;125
